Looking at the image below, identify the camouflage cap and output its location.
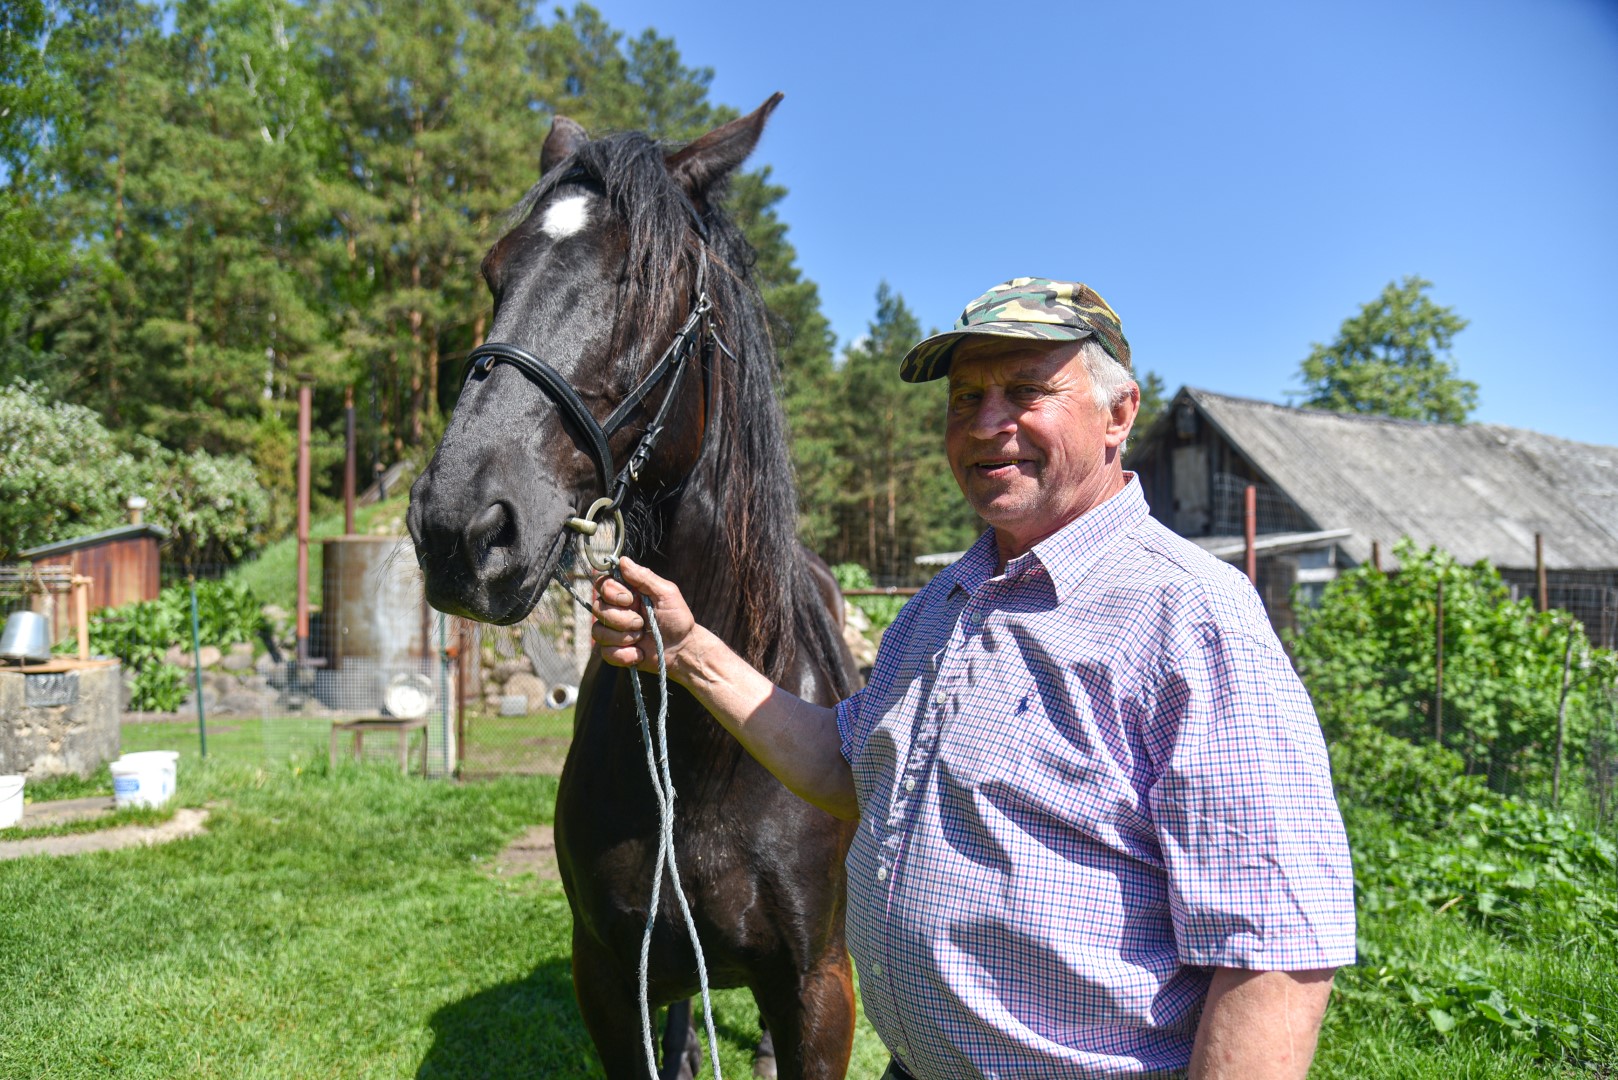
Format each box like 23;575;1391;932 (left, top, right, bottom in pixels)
899;277;1131;382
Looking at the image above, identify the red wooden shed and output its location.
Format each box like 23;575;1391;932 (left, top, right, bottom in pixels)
20;524;168;643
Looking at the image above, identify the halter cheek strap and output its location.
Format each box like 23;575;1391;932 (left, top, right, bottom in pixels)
462;235;713;520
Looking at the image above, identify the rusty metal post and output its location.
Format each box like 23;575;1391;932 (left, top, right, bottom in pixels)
1243;484;1258;584
1536;532;1548;613
295;377;314;664
1371;540;1382;573
344;386;357;536
1435;578;1445;745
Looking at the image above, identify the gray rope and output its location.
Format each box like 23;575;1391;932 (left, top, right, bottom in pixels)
630;592;722;1080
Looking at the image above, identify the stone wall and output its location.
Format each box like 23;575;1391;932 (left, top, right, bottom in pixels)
0;662;122;779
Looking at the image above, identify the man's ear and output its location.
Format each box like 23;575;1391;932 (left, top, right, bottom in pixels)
665;92;783;196
541;115;589;176
1107;382;1141;449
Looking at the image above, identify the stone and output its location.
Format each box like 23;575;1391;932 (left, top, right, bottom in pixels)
502;672;546;710
492;660;531;686
197;645;222;669
221;643;255;671
499;695;528;716
842;602;877;669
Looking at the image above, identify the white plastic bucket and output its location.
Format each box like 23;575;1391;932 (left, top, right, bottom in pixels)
111;751;179;809
0;774;23;828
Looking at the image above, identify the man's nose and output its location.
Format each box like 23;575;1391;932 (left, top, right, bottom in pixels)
968;390;1019;438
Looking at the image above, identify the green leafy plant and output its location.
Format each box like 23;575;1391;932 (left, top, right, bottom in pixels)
1293;538;1618;801
831;562;906;634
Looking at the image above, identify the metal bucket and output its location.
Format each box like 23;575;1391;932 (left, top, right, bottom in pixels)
0;611;51;663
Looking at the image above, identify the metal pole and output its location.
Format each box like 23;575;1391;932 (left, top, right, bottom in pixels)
1553;620;1576;807
344;385;357;536
189;576;208;759
295;378;314;664
438;611;450;779
1243;484;1257;584
1371;540;1382;573
1434;578;1445;746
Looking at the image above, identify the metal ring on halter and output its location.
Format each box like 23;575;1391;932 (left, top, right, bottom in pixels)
568;497;626;572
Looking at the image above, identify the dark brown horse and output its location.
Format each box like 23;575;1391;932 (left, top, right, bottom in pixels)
407;97;858;1079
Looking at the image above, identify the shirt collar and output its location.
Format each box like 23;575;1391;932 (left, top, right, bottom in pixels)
943;474;1149;599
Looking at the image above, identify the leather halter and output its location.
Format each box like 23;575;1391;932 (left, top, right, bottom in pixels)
462;194;714;517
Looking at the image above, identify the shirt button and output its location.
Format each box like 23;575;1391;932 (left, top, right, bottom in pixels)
932;690;947;706
869;959;883;977
904;777;916;793
876;865;889;881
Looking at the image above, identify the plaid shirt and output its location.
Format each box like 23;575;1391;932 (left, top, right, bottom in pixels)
836;478;1355;1078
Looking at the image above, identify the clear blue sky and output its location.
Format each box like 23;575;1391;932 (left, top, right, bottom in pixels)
589;0;1617;446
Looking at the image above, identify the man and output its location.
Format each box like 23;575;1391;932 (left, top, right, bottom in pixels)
593;278;1356;1078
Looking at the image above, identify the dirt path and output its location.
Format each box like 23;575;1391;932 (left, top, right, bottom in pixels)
485;824;558;883
0;808;210;860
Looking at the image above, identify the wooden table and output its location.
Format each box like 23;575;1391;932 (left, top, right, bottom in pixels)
329;717;429;776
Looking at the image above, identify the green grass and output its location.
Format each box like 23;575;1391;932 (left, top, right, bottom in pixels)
0;722;890;1078
4;719;1614;1077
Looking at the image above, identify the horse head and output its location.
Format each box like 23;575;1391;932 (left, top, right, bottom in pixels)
409;95;783;624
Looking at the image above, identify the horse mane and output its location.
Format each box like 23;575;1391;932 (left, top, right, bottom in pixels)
521;131;849;691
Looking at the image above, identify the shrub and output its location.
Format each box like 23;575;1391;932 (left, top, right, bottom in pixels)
830;562;906;634
0;382;271;564
1291;538;1618;800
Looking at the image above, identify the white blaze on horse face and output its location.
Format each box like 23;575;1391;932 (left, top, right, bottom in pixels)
540;194;591;241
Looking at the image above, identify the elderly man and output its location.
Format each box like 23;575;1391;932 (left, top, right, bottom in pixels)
593;278;1356;1078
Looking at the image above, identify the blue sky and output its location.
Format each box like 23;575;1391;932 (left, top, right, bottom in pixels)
589;0;1617;446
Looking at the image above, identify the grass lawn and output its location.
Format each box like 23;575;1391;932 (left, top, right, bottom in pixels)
0;721;891;1079
2;720;1613;1077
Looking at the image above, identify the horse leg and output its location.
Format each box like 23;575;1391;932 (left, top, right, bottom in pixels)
753;1019;777;1080
753;952;856;1080
659;998;700;1080
571;928;660;1080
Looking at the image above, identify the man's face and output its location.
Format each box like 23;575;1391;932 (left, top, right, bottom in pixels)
944;338;1137;560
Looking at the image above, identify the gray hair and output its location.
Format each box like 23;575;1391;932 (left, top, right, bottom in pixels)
1078;337;1136;412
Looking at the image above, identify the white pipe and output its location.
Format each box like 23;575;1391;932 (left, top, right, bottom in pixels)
547;683;578;709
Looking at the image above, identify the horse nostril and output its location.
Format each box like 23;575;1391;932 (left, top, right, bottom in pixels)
466;502;519;555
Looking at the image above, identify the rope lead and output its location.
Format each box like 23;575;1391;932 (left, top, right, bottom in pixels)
630;587;722;1080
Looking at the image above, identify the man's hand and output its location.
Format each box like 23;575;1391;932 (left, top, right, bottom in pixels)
589;555;857;819
591;556;702;677
1188;968;1335;1079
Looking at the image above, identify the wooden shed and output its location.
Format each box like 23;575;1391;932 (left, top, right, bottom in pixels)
20;524;168;643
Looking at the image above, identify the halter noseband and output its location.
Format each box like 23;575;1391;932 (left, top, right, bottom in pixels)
461;192;715;563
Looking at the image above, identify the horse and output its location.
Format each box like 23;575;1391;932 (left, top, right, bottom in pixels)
407;95;859;1080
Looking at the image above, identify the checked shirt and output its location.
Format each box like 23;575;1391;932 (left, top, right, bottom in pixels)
836;477;1356;1078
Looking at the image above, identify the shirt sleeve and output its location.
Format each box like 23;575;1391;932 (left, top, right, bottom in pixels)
1145;622;1357;971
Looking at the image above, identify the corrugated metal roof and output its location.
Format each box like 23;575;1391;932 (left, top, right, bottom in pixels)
1179;389;1618;571
19;523;170;559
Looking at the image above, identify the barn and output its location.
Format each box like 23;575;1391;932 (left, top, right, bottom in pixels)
1125;387;1618;644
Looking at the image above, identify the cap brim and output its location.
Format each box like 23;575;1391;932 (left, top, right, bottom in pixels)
898;323;1096;383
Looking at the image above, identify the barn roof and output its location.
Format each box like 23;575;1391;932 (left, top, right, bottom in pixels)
1144;388;1618;572
20;523;170;559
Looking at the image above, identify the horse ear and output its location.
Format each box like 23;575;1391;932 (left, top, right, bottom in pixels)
666;92;784;194
542;115;589;176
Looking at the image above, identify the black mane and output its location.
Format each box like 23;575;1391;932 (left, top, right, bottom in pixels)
526;131;846;690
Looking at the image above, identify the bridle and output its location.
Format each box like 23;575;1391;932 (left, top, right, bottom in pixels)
461;192;719;571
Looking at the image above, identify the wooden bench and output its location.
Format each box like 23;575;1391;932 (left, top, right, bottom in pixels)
329;717;429;776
